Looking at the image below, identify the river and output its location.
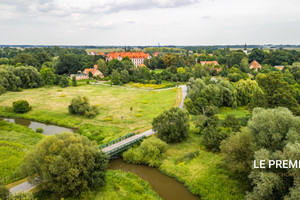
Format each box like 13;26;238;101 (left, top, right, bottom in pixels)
2;117;200;200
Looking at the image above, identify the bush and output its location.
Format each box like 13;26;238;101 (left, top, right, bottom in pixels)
68;96;98;118
59;76;69;88
8;192;35;200
152;107;190;143
123;137;167;167
142;100;148;104
224;114;241;132
35;128;44;133
136;114;142;117
12;100;31;113
202;126;232;152
22;132;108;196
0;181;9;200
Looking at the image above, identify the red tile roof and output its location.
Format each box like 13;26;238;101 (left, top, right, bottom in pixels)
274;66;284;70
107;52;150;59
249;60;262;70
200;61;219;65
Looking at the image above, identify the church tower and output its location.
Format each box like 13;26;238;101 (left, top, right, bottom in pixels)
243;43;248;55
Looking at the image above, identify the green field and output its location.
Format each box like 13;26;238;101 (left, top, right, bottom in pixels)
0;121;44;184
35;170;161;200
159;134;246;200
0;84;177;144
217;106;251;126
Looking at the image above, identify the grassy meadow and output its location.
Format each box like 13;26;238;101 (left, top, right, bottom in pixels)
159;134;246;200
0;121;44;184
0;83;177;144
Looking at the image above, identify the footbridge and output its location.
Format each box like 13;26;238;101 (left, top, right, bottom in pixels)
99;85;187;157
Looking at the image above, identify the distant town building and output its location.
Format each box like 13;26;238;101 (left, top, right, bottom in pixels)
106;52;151;67
243;43;248;55
88;51;98;55
274;66;285;70
208;54;214;56
84;65;104;78
200;61;219;66
154;52;159;56
249;60;262;71
70;74;88;80
70;65;104;80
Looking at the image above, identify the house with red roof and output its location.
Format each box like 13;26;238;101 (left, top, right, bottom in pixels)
84;65;104;78
274;66;285;70
200;61;219;66
106;52;151;67
249;60;262;71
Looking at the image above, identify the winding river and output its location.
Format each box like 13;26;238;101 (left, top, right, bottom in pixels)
2;117;200;200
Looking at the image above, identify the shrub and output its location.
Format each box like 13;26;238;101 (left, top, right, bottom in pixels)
35;128;44;133
136;114;142;117
8;192;35;200
152;107;190;143
202;126;232;152
59;94;66;97
59;76;69;88
103;118;113;121
138;109;143;112
0;181;9;200
142;100;148;104
68;96;98;118
123;137;167;167
130;106;133;111
224;114;241;132
12;100;31;113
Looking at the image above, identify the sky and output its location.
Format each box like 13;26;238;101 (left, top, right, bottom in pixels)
0;0;300;46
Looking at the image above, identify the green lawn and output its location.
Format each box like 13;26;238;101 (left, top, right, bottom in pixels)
0;121;44;184
35;170;161;200
217;106;251;126
159;134;246;200
0;84;177;144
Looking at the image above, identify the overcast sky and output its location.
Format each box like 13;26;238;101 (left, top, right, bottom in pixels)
1;0;300;45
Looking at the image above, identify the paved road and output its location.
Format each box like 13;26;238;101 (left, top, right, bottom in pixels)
9;85;187;193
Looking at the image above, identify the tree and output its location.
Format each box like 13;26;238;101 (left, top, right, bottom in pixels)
220;131;255;175
12;66;43;89
68;96;98;118
88;71;93;79
107;59;124;73
72;76;77;87
120;70;130;84
12;100;32;113
59;76;69;88
123;137;167;167
235;79;260;106
248;107;300;151
111;70;121;85
224;114;240;132
240;57;249;73
40;67;55;88
55;54;81;75
96;59;109;76
22;132;108;196
152;107;190;143
202;126;231;152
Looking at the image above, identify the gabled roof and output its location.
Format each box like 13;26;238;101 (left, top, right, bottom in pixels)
249;60;262;69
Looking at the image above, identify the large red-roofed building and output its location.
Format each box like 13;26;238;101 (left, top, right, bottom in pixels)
106;52;151;67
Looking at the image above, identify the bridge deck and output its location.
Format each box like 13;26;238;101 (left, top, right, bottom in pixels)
102;129;155;153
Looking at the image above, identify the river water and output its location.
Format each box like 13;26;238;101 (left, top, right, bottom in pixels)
109;158;200;200
1;117;200;200
0;117;74;135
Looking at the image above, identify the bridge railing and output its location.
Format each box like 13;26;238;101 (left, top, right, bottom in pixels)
98;132;135;149
105;135;146;156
